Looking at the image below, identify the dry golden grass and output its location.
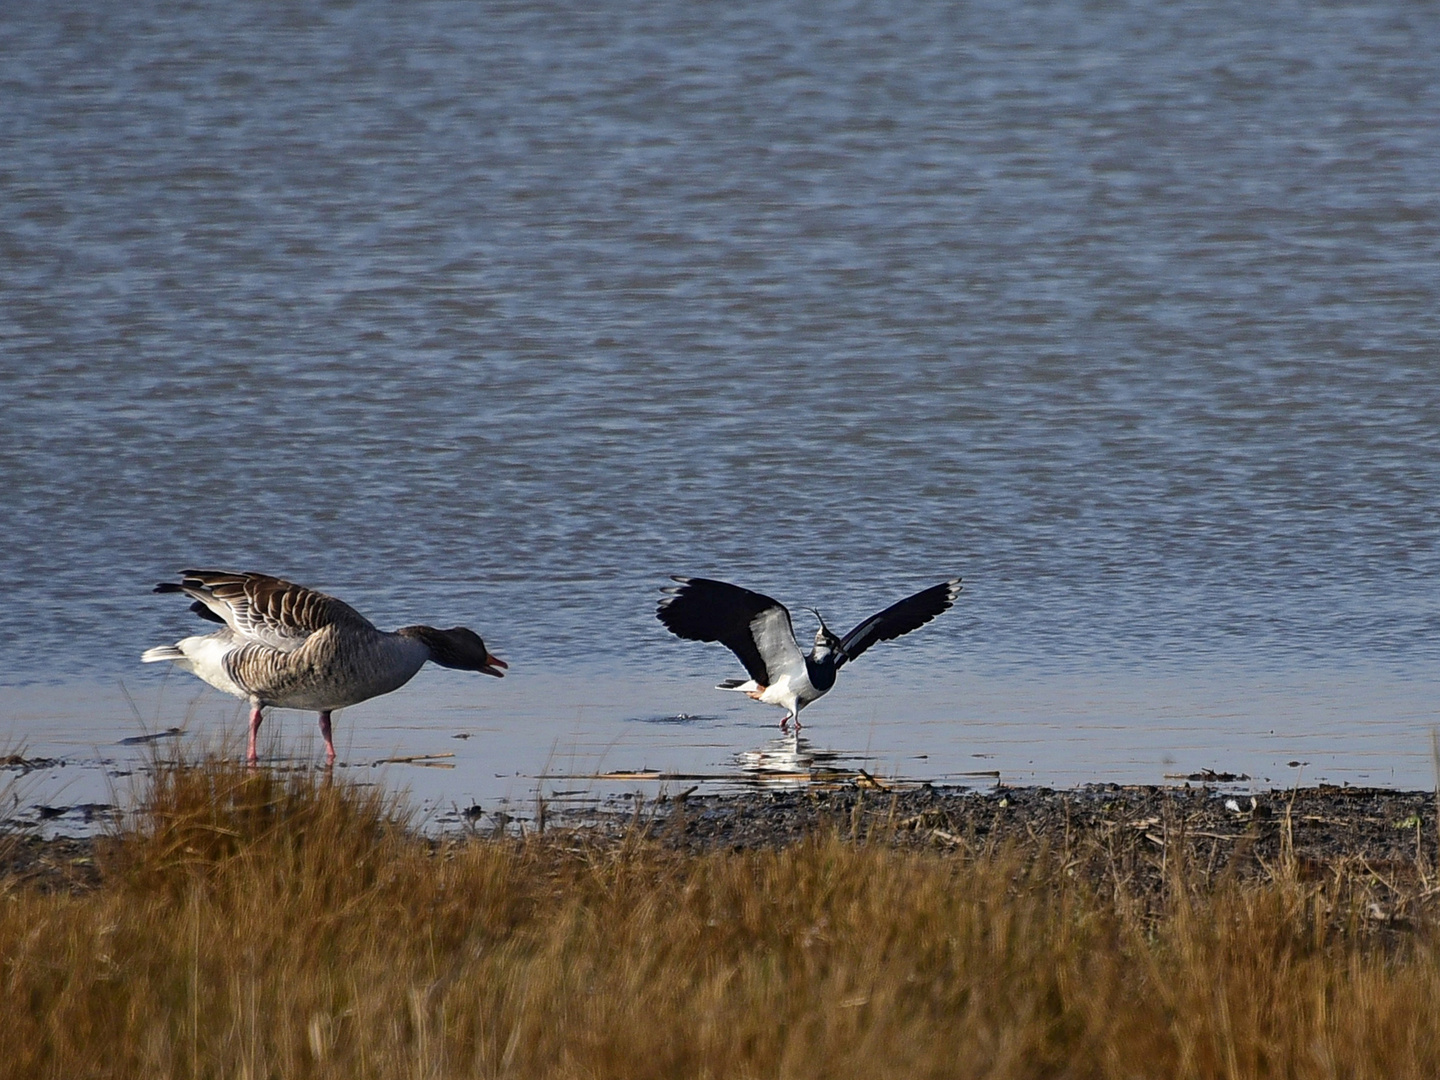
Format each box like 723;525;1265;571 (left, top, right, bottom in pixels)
5;760;1440;1078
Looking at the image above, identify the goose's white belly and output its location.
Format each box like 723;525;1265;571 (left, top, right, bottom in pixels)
166;634;248;700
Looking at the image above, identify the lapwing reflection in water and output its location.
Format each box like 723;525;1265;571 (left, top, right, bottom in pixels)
736;734;846;789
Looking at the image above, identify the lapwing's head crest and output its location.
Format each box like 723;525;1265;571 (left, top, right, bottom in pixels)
807;609;844;658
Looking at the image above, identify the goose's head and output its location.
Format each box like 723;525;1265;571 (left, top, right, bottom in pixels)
401;626;507;677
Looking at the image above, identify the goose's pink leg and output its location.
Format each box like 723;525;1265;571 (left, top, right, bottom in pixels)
318;711;336;766
247;706;264;765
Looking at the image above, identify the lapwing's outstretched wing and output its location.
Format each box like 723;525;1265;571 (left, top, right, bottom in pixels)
657;577;805;686
154;570;375;652
836;578;963;669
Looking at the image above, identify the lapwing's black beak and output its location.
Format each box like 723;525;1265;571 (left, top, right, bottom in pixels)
481;654;508;678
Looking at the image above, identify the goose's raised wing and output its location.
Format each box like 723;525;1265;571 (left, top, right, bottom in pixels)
657;577;804;686
836;578;962;668
155;570;375;652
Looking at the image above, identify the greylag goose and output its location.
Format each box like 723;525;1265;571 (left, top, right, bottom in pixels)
657;576;961;731
142;570;506;764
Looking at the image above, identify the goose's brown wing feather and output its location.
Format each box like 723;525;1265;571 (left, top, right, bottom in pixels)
156;570;375;651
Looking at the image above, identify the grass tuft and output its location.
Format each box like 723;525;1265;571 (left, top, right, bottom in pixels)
5;758;1440;1078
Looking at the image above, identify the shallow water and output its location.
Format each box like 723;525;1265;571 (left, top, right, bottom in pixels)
3;0;1438;826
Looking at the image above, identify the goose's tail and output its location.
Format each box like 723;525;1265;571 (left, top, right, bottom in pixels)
142;645;184;663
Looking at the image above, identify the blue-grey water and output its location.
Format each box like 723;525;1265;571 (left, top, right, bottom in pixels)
3;1;1439;827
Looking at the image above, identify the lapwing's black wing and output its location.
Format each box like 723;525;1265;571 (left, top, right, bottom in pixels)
835;578;963;669
657;577;804;686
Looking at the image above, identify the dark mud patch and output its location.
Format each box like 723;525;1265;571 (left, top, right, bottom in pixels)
7;783;1439;909
1;754;64;774
0;834;102;894
617;783;1440;913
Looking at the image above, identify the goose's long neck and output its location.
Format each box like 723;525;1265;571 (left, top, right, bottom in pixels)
372;629;433;680
395;625;449;663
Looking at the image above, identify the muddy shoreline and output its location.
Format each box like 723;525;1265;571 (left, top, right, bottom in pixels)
7;782;1438;903
654;783;1440;914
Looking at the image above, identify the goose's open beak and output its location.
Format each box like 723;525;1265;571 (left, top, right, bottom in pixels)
481;654;508;678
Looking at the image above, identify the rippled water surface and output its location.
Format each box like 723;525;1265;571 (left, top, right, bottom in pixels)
3;0;1438;821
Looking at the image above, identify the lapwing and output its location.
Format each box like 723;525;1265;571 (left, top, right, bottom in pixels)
657;576;962;730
